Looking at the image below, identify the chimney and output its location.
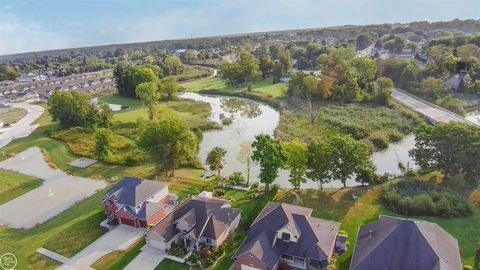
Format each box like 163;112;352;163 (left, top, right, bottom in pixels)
369;229;373;238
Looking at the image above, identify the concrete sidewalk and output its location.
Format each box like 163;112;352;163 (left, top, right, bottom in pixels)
36;248;70;264
124;245;166;270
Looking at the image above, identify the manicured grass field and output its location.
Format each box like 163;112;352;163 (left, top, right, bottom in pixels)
92;238;146;270
155;258;189;270
180;77;287;98
99;94;212;128
43;211;108;257
0;107;27;124
274;178;480;269
0;170;42;205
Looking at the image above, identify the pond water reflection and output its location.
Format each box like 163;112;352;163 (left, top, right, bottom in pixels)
180;92;417;189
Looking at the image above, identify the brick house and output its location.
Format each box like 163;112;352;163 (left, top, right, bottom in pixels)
233;202;346;270
103;177;176;228
146;194;241;252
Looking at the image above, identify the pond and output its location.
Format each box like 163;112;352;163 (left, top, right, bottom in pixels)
91;97;123;112
180;92;417;189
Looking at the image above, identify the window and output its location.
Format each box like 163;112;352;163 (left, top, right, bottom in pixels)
281;232;290;241
205;238;212;244
281;254;293;262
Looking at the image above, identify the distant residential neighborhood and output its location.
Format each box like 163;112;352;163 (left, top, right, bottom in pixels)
0;15;480;270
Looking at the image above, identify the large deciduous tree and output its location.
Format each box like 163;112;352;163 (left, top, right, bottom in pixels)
283;140;308;189
48;91;99;129
206;147;227;177
237;141;255;186
252;134;286;195
410;123;480;186
94;128;112;160
138;115;199;176
219;51;260;87
136;81;161;120
161;76;179;101
327;135;373;188
306;141;332;190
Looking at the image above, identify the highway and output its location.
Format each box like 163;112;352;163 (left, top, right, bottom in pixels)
391;88;476;126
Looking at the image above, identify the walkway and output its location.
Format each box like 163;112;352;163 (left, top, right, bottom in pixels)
37;248;70;264
124;245;166;270
391;89;476;125
0;102;44;149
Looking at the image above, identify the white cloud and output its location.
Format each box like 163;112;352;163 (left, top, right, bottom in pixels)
0;13;72;55
1;0;479;55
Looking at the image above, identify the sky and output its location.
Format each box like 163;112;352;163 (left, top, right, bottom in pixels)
1;0;480;55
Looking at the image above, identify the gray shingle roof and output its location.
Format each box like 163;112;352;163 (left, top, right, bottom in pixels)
106;177;168;208
234;202;340;265
350;215;462;270
235;232;279;269
151;196;240;241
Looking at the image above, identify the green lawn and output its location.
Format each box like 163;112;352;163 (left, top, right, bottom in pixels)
155;258;189;270
0;170;42;205
180;77;287;98
92;238;146;270
43;211;108;257
99;94;212;129
0;189;108;270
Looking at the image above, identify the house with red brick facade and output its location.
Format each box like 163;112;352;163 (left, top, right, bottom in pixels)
233;202;346;270
146;194;241;252
103;177;176;228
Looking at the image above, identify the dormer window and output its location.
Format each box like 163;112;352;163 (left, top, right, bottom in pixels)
281;232;290;241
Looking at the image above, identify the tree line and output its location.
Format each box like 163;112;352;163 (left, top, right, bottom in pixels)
206;133;377;193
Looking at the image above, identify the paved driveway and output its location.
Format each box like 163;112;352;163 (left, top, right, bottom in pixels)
124;245;166;270
0;102;44;149
0;147;106;228
57;225;144;270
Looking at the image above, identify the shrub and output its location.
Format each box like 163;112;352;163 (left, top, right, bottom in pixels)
368;131;389;149
122;149;146;166
382;179;473;217
469;189;480;206
200;247;212;259
213;189;225;197
221;117;233;125
229;172;246;185
187;252;199;264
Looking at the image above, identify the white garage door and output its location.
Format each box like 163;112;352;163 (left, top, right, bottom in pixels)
241;265;261;270
147;239;167;250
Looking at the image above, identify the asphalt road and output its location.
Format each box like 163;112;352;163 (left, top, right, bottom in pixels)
391;89;475;125
0;102;44;149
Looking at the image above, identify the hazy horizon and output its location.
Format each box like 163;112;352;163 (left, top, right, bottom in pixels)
1;0;480;56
